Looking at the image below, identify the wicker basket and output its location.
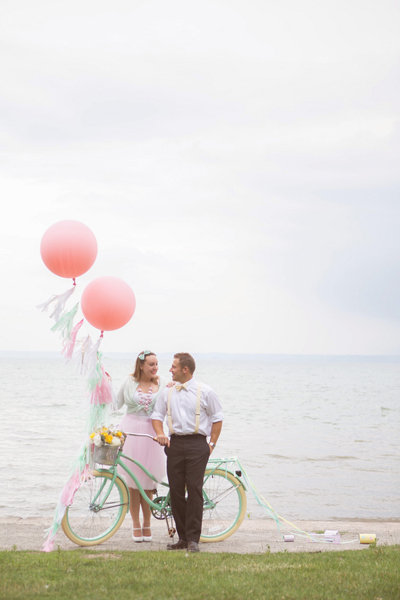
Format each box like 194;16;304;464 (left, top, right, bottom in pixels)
93;444;119;465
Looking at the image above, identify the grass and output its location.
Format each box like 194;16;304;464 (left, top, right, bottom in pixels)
1;546;399;600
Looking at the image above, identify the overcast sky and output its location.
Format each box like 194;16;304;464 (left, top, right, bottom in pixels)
1;0;399;355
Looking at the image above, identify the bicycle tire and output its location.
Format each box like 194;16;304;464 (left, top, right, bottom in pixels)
200;468;247;542
61;470;129;546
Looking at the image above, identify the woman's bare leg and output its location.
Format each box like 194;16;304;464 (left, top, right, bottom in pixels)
141;490;153;535
129;488;143;539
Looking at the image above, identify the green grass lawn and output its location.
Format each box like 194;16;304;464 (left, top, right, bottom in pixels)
1;546;399;600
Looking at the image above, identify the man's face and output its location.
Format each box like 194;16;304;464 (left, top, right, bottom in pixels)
170;358;185;382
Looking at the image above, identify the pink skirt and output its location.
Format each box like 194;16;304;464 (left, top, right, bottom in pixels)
118;413;166;490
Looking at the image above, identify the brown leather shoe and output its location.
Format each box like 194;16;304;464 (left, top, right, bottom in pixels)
167;539;187;550
187;541;200;553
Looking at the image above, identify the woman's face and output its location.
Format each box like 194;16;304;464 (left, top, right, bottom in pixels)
141;355;158;379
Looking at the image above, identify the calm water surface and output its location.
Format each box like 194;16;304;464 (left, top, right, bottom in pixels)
1;352;399;521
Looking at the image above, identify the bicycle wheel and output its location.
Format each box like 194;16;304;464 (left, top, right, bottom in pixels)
62;470;129;546
200;468;247;542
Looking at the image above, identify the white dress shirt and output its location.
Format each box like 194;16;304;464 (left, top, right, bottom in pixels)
151;377;223;436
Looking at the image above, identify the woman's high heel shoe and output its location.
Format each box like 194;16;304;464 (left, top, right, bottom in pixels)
132;527;143;542
142;527;152;542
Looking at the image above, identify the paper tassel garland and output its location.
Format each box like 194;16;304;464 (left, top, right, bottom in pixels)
37;285;76;323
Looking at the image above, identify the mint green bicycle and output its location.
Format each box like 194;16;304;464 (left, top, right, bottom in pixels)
61;433;247;547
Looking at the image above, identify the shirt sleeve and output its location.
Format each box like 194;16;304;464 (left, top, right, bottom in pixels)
151;388;167;421
206;388;223;423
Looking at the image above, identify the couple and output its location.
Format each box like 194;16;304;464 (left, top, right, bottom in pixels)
116;351;223;553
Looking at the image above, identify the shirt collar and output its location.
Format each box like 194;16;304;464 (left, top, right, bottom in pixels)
177;377;195;389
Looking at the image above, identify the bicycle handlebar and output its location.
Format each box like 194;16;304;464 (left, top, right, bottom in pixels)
124;432;157;441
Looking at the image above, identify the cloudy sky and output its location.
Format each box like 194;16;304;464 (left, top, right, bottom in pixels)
1;0;399;355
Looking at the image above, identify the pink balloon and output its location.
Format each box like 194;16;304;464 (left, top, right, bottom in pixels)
81;276;136;331
40;220;98;279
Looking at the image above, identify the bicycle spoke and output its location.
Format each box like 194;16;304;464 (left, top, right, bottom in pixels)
201;469;246;542
62;471;128;545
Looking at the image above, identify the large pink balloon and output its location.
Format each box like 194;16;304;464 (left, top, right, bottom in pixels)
40;220;98;278
81;276;136;331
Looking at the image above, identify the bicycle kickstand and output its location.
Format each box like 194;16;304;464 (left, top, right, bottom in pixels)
165;515;176;538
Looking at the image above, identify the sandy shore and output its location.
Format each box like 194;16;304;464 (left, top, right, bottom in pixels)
1;517;399;553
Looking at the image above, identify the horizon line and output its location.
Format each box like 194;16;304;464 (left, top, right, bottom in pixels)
1;350;399;359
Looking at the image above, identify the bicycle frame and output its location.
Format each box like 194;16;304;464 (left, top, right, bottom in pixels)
116;452;170;511
92;434;246;515
91;457;170;518
62;436;248;546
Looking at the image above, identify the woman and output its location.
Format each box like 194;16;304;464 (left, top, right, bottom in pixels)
116;350;167;542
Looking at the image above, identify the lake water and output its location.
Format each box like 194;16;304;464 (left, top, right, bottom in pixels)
1;352;399;522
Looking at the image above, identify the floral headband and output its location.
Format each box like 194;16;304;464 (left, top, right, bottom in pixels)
138;350;152;360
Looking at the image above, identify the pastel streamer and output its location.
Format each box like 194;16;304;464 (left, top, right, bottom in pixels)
42;396;111;552
37;285;76;323
62;319;84;360
42;348;113;551
51;302;79;340
84;337;103;382
88;359;103;391
224;458;358;545
71;335;93;375
90;366;114;405
42;446;92;552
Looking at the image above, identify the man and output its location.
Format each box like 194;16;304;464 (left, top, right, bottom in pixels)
151;352;223;553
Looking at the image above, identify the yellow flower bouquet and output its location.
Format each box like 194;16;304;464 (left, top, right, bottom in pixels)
90;426;127;465
90;425;127;447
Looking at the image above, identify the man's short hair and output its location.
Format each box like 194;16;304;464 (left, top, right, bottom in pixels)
174;352;196;374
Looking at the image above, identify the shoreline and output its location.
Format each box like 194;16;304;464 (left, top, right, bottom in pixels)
2;517;399;554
